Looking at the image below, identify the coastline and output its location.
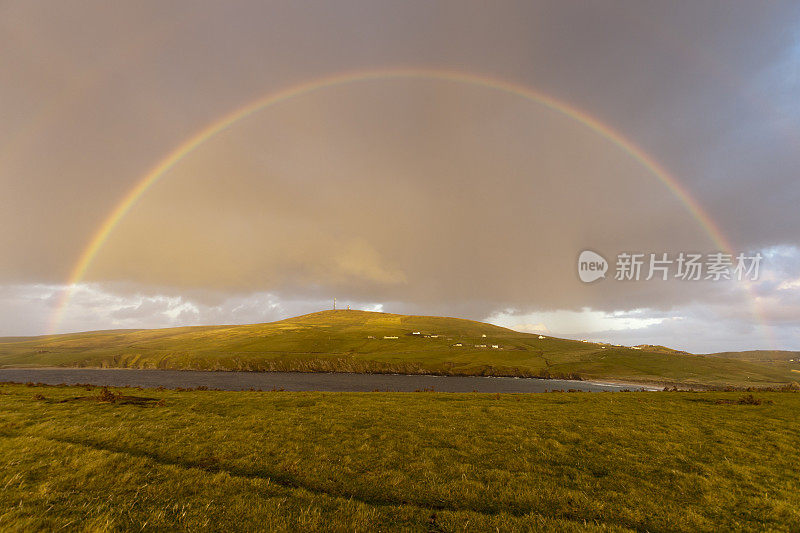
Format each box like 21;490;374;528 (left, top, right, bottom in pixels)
2;365;664;391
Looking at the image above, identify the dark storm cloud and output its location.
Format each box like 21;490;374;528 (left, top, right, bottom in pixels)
1;1;799;344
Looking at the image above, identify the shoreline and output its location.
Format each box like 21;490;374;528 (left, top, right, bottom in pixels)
582;379;663;391
1;366;663;391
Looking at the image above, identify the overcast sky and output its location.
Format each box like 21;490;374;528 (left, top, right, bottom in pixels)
2;1;799;352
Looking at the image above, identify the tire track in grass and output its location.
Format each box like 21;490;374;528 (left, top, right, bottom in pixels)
3;431;624;529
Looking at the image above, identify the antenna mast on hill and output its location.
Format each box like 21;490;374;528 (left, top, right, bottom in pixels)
333;297;336;310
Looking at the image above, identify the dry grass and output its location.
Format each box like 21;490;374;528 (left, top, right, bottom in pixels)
0;383;798;531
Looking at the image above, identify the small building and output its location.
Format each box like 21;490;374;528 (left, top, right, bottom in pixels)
481;334;487;338
367;336;375;339
383;336;398;340
453;343;463;347
475;344;487;348
412;331;421;335
491;344;499;349
538;335;545;339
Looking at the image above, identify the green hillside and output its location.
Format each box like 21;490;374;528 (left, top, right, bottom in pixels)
707;350;800;362
0;310;796;387
706;350;800;380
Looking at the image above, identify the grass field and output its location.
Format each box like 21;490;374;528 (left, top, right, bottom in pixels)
0;310;796;388
1;383;798;531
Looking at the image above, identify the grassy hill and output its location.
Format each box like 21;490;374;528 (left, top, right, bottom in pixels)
0;310;796;387
705;350;800;381
707;350;800;362
632;344;691;355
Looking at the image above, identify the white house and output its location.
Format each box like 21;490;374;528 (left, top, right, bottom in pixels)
538;335;545;339
453;343;463;347
412;331;421;335
491;344;499;349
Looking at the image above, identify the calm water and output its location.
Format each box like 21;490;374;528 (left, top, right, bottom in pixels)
0;368;651;392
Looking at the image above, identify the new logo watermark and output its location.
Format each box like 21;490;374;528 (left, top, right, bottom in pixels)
577;250;608;283
577;251;762;283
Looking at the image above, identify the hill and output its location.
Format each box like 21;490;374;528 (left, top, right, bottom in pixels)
632;344;691;355
706;350;800;362
0;310;796;387
706;350;800;379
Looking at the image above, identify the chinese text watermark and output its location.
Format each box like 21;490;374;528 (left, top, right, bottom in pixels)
578;251;762;283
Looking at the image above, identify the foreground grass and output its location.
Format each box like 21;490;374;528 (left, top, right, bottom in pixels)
1;310;795;387
0;384;798;531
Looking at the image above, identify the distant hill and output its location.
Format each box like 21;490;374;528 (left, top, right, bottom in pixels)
706;350;800;362
633;345;692;355
705;350;800;377
0;310;796;387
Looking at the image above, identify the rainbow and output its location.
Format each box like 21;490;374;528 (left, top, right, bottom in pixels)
47;67;769;344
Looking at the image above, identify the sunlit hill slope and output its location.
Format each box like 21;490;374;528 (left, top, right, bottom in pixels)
0;310;796;387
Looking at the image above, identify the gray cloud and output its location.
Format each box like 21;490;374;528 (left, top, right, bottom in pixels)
1;1;799;348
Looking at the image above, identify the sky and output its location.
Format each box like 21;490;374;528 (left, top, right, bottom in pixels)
2;1;800;352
